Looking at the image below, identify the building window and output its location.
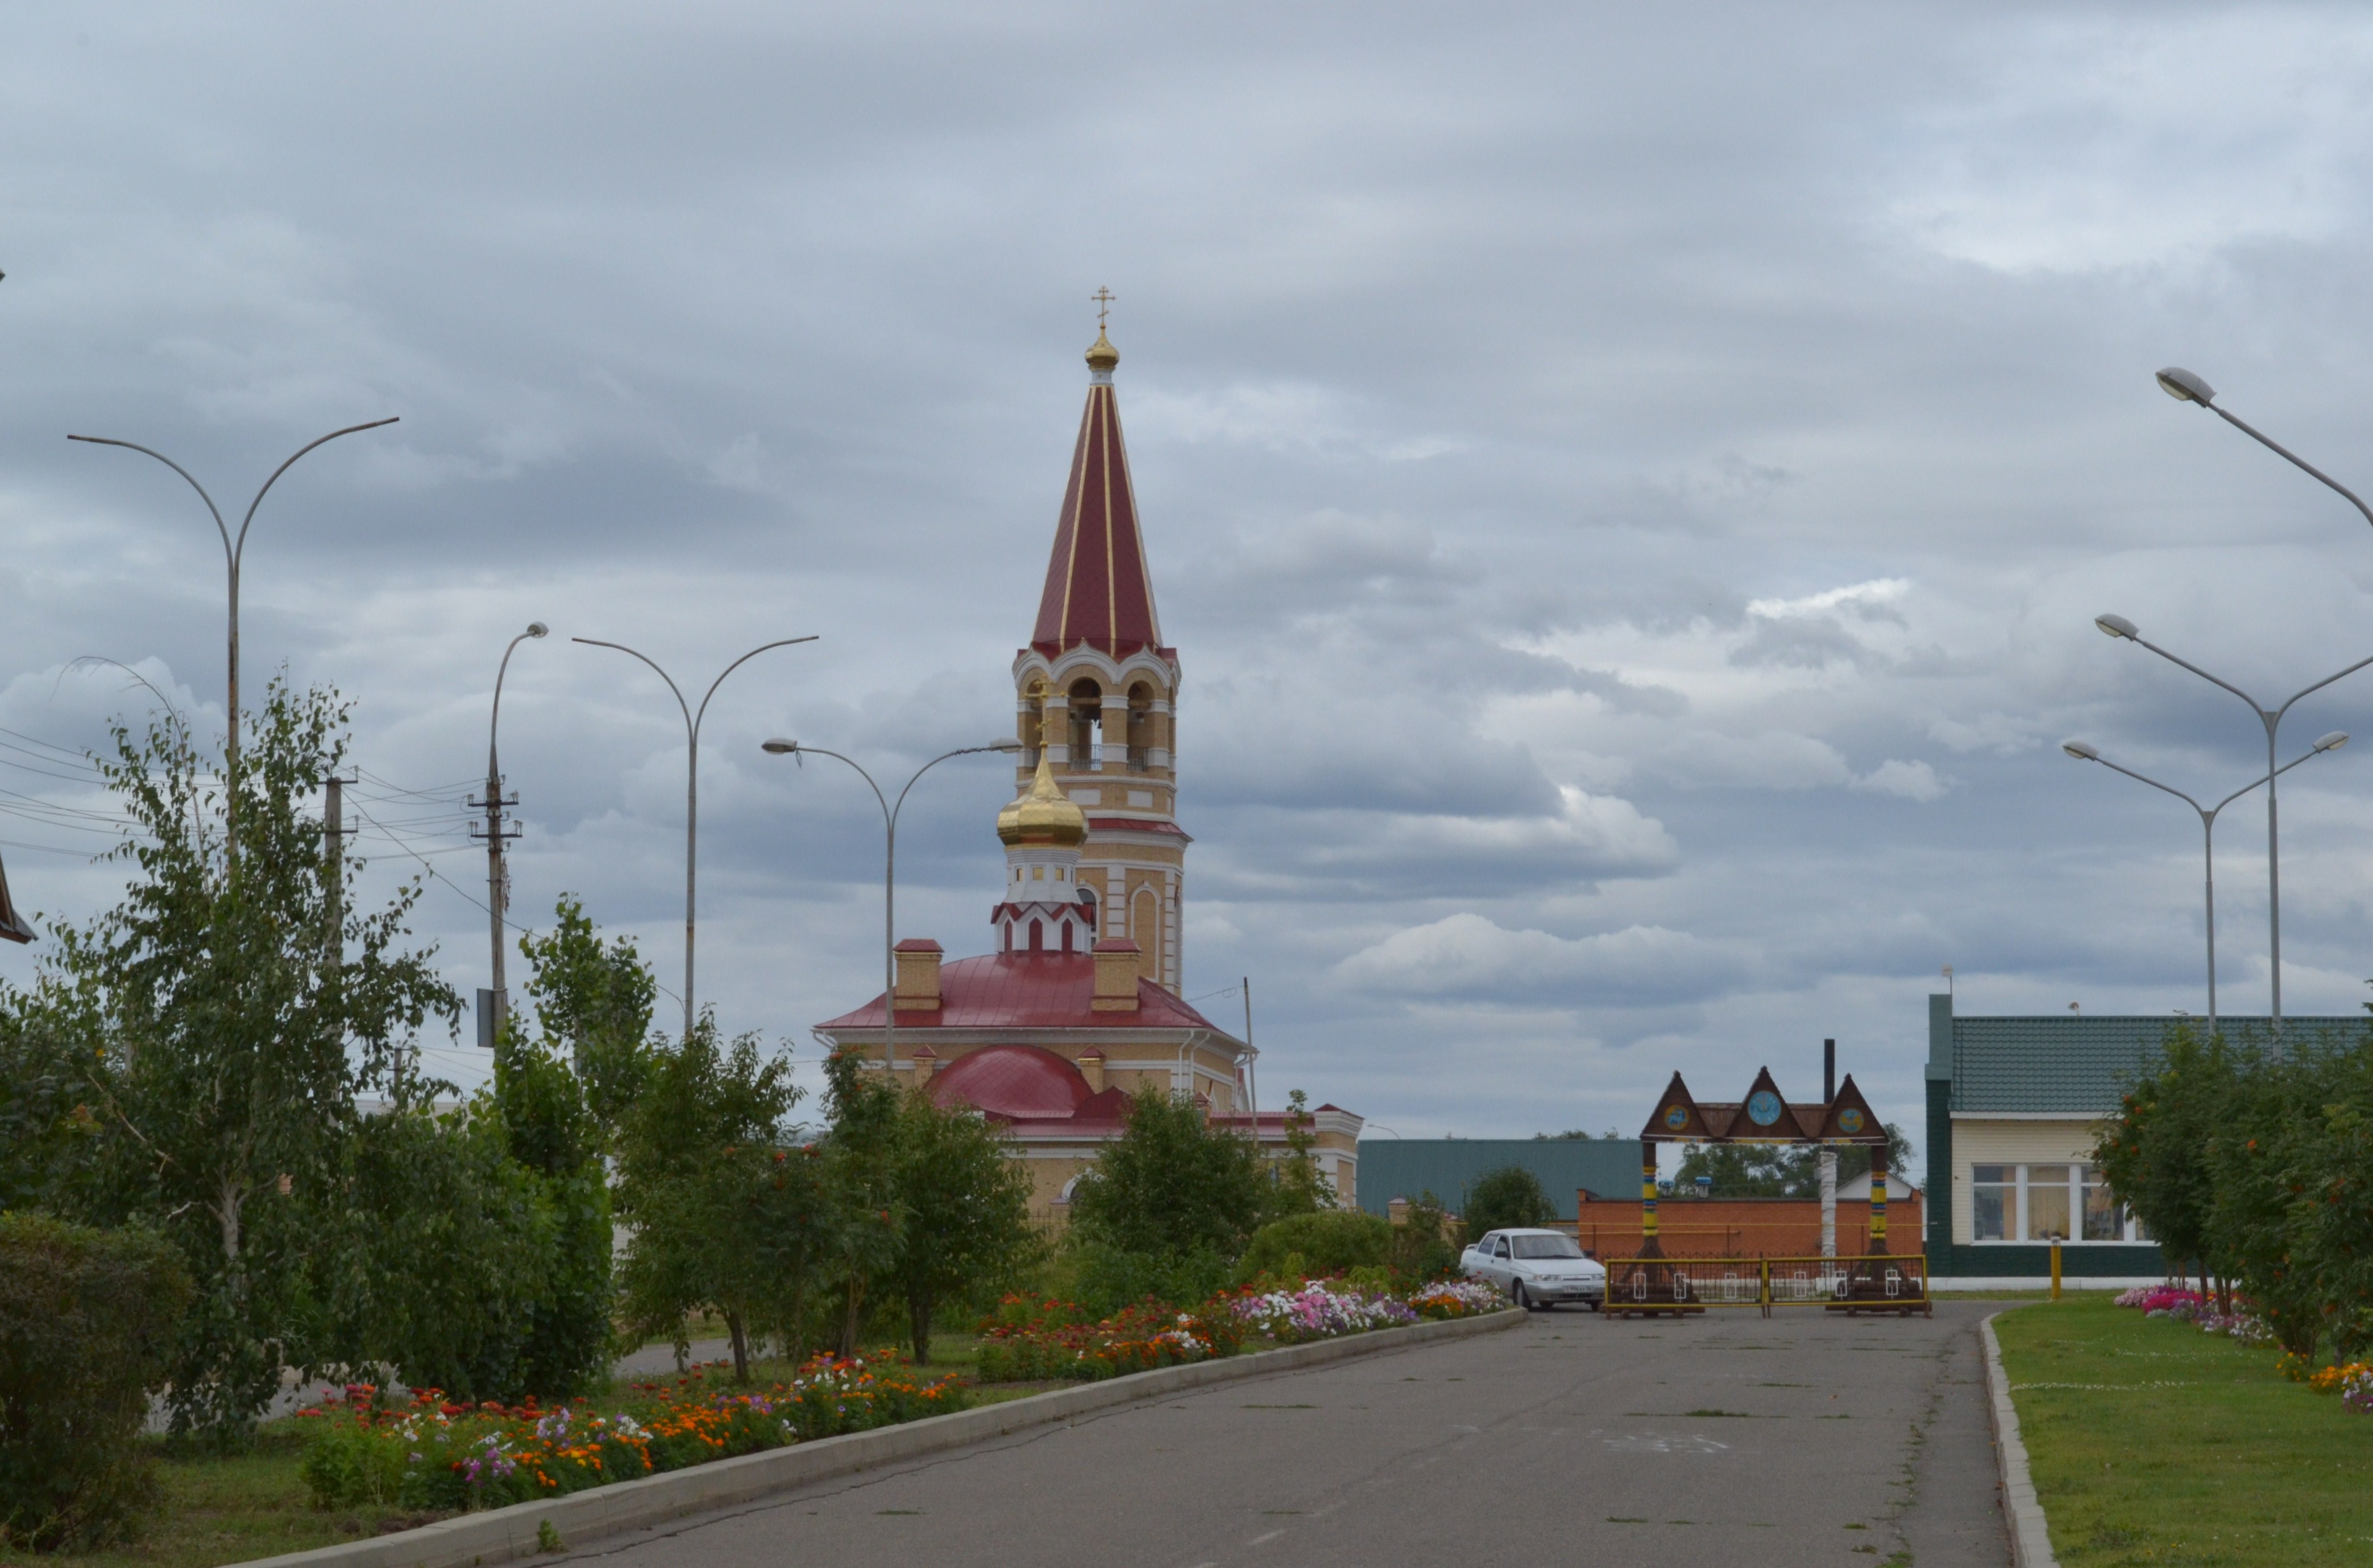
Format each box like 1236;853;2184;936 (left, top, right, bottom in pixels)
1971;1161;2141;1243
2079;1164;2123;1241
1972;1164;2012;1241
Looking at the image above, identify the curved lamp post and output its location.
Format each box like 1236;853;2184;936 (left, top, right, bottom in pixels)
68;418;400;851
2156;367;2373;529
760;737;1022;1068
2093;612;2373;1037
2062;732;2346;1035
477;622;549;1032
576;635;819;1039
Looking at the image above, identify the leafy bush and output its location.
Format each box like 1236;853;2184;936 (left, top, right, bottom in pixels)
1236;1210;1392;1284
1389;1191;1462;1282
1461;1166;1557;1236
1065;1242;1232;1319
0;1214;193;1549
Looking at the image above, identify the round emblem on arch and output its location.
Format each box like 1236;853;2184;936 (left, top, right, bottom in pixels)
1663;1104;1689;1131
1746;1089;1783;1127
1837;1107;1866;1135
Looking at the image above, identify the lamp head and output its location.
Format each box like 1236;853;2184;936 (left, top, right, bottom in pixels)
986;739;1024;752
526;622;549;638
2316;730;2349;752
2062;740;2101;761
2095;613;2140;641
761;738;799;755
2156;367;2215;406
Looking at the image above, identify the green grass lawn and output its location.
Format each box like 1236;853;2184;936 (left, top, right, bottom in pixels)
1994;1297;2373;1566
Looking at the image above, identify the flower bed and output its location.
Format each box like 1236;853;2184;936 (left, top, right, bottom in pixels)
297;1352;968;1511
1231;1283;1416;1341
974;1277;1508;1382
972;1294;1244;1381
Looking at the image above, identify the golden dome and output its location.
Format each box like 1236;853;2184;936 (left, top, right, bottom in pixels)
1085;329;1119;372
997;754;1087;847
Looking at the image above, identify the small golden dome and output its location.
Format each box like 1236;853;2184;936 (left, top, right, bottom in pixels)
997;754;1087;847
1085;329;1119;372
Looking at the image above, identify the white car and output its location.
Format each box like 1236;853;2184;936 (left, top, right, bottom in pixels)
1460;1228;1607;1311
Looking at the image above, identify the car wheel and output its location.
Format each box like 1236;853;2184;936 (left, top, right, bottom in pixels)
1513;1282;1536;1311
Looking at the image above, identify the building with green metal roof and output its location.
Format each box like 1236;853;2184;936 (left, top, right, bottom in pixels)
1352;1137;1645;1222
1923;991;2366;1282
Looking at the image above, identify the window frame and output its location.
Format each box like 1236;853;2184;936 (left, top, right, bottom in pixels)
1966;1160;2145;1244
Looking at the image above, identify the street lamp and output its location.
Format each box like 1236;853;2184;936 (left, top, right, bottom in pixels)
575;635;819;1040
2061;732;2347;1036
68;418;400;852
474;622;548;1040
2093;611;2373;1033
760;737;1023;1068
2156;367;2373;529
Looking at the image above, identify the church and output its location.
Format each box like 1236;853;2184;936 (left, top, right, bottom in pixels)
814;318;1362;1219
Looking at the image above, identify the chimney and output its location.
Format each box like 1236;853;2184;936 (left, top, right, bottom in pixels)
1078;1047;1106;1093
910;1044;938;1082
893;939;943;1014
1092;939;1141;1011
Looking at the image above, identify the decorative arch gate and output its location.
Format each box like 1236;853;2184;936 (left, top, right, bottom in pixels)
1607;1065;1929;1318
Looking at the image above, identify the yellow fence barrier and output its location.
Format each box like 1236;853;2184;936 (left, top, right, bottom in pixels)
1602;1254;1931;1318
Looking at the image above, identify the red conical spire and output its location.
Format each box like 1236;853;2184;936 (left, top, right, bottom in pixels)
1031;328;1164;659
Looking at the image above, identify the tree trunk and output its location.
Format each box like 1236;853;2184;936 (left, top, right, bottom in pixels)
910;1291;933;1365
218;1179;244;1265
727;1310;750;1383
836;1279;865;1360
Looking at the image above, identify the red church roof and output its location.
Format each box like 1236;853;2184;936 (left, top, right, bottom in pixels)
1030;340;1167;660
814;952;1223;1032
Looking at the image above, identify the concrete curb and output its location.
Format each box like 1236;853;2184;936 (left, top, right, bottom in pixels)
1981;1311;2059;1568
238;1307;1526;1568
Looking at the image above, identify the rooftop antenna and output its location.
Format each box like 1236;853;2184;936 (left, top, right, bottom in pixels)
1941;963;1953;999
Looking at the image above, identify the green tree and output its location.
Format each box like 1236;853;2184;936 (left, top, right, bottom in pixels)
882;1086;1036;1363
1069;1084;1266;1261
1669;1124;1916;1198
315;1100;545;1401
1258;1089;1333;1223
2094;1023;2228;1290
1461;1165;1556;1234
517;895;655;1139
7;683;454;1443
615;1017;815;1381
817;1048;905;1359
488;1025;613;1397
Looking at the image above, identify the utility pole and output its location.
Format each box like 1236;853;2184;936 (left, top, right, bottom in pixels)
323;775;344;947
1819;1039;1837;1263
468;776;520;1046
473;623;546;1051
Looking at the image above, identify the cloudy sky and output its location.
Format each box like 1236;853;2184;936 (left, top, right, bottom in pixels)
9;2;2373;1178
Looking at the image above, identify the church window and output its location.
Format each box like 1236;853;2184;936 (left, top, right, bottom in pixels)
1069;679;1102;770
1029;918;1043;952
1062;921;1074;954
1055;865;1065;880
1031;864;1044;881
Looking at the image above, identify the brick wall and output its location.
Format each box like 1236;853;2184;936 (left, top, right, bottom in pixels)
1572;1191;1926;1258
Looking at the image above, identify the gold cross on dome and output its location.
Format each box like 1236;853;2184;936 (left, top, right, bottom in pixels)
1092;287;1116;329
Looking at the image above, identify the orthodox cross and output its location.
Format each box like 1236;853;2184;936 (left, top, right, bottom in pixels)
1092;286;1116;329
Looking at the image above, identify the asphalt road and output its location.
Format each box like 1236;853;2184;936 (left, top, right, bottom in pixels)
567;1301;2012;1568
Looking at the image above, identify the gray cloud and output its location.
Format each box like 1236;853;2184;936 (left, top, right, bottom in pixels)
10;3;2373;1169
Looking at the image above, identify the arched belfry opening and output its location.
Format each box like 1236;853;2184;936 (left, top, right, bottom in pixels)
1068;678;1102;772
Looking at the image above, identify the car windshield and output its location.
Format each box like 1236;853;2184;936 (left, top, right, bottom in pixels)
1510;1235;1585;1260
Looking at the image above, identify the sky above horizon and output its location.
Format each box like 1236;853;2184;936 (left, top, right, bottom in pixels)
9;2;2373;1180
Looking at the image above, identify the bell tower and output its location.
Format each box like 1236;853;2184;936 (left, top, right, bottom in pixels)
1009;311;1188;991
